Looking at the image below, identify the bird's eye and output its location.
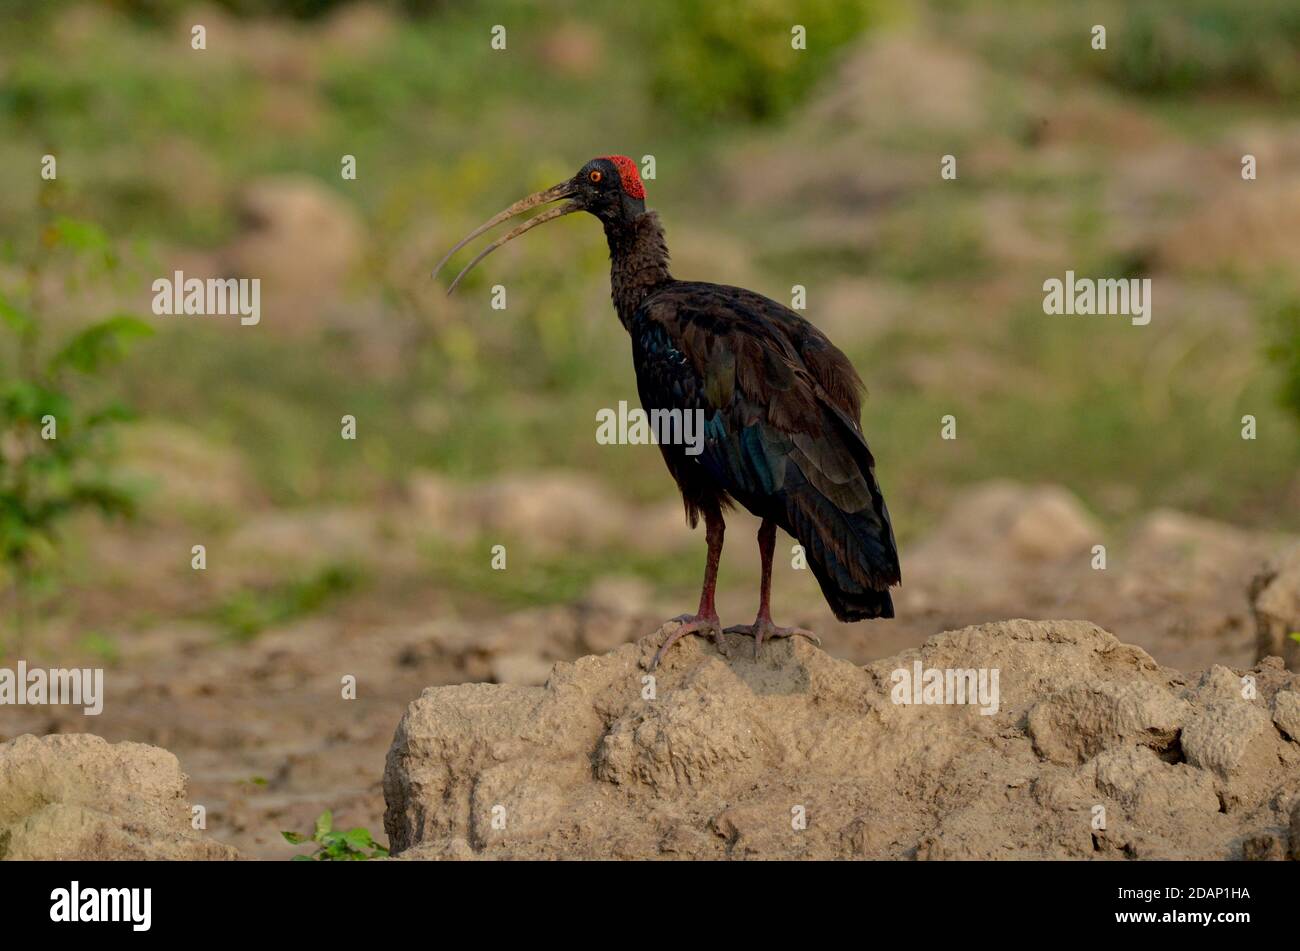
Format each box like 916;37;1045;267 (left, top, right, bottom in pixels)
588;170;603;183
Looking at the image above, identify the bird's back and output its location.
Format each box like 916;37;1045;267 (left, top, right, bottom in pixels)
642;280;866;419
630;280;900;620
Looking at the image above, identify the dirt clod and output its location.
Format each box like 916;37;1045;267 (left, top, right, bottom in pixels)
0;734;240;860
383;619;1300;859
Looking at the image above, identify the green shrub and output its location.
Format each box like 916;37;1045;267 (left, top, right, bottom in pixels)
643;0;886;122
0;218;152;653
1081;0;1300;97
1262;291;1300;425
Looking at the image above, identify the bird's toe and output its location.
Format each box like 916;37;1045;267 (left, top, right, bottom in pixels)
647;614;723;670
725;619;821;659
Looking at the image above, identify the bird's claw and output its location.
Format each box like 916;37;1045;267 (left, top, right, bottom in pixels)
723;619;821;659
648;613;724;670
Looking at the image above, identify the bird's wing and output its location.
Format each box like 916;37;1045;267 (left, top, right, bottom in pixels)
630;283;899;592
705;282;868;424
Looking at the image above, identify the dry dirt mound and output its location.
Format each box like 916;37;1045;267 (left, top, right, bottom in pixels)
899;483;1290;672
0;734;240;860
1252;543;1300;671
383;619;1300;860
1158;178;1300;277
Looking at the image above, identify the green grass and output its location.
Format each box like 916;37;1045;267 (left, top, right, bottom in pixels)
0;0;1296;582
208;562;364;641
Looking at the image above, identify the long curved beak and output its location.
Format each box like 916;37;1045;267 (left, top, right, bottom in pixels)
432;180;581;294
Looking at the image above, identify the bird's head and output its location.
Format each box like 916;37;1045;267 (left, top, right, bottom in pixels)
433;155;647;293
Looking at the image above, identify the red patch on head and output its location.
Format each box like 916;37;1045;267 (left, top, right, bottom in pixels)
601;155;645;199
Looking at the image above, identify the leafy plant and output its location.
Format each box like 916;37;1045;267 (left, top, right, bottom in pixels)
1261;290;1300;427
1078;0;1300;98
282;810;389;861
0;217;153;654
644;0;885;123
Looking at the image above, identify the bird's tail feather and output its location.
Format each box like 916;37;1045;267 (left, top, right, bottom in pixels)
784;483;898;621
776;397;900;622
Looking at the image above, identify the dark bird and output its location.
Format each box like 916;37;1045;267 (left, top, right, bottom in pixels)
434;156;900;668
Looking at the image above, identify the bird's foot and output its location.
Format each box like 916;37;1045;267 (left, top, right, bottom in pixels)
648;613;725;670
723;618;820;659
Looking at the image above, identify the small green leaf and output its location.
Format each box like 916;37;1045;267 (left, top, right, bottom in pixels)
314;810;333;839
291;854;314;862
1289;632;1300;644
342;828;375;850
281;831;307;844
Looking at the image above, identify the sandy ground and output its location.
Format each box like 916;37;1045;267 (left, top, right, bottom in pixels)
2;477;1292;859
385;619;1300;859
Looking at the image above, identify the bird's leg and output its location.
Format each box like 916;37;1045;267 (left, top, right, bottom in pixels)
725;518;821;658
649;511;726;669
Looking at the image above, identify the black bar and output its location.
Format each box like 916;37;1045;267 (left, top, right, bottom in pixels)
0;859;1281;937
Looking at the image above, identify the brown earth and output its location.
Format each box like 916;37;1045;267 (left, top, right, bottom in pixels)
383;619;1300;860
0;733;239;860
1;479;1295;859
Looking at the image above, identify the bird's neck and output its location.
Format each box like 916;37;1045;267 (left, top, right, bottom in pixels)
604;211;672;329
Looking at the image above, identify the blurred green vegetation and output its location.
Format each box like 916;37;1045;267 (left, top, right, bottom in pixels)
209;562;364;641
874;193;990;284
0;214;152;653
1263;290;1300;428
950;0;1300;103
0;0;1296;639
1078;0;1300;98
646;0;889;123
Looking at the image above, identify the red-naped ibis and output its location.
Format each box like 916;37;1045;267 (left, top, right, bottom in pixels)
434;156;899;668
